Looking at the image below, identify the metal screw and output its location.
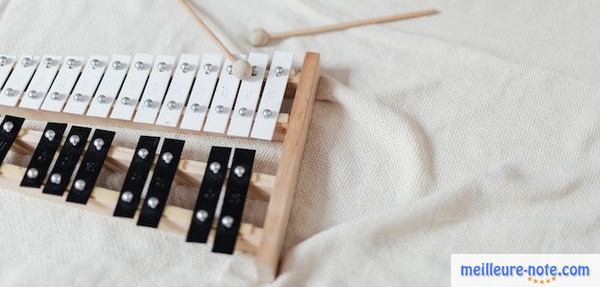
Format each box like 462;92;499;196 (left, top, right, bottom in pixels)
147;197;159;209
209;162;221;174
26;168;39;179
137;148;149;159
233;165;246;178
221;216;234;228
121;191;133;203
74;179;86;191
195;210;208;222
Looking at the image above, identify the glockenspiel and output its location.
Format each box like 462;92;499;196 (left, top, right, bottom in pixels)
0;51;320;282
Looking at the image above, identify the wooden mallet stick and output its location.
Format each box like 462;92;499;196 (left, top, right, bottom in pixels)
249;8;439;47
179;0;253;79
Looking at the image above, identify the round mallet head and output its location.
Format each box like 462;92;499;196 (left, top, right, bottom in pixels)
248;28;271;47
232;59;253;80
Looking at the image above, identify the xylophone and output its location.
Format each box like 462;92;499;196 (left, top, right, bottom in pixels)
0;51;320;282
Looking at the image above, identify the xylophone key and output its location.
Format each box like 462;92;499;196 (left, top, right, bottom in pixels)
18;55;62;110
42;126;92;196
66;129;115;204
155;54;200;127
110;54;154;121
186;146;232;243
227;53;269;137
63;55;109;115
137;138;185;228
212;148;255;254
0;55;17;88
41;56;85;112
251;51;294;140
203;56;244;134
0;116;24;166
133;55;176;124
0;55;39;107
86;55;131;118
179;53;222;131
20;122;67;187
113;136;160;218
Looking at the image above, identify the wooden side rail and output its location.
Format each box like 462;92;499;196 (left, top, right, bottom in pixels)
255;52;320;281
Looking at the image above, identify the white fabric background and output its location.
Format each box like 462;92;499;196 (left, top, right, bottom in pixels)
0;0;599;286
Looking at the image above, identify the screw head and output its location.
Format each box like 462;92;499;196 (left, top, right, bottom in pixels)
233;165;246;178
226;65;233;75
190;103;200;112
69;135;80;146
137;148;149;159
43;57;54;67
72;93;83;101
195;210;209;222
167;100;177;110
238;107;249;116
21;57;32;67
274;66;284;76
161;152;173;164
120;96;131;105
96;94;107;103
4;88;14;97
44;129;56;141
221;216;234;228
262;109;273;119
50;92;61;100
134;61;145;70
157;62;168;72
215;105;224;113
0;56;8;66
180;62;191;73
50;173;61;184
27;90;37;98
93;138;105;150
66;58;77;68
74;179;86;191
121;191;134;203
112;60;122;70
147;197;159;209
203;63;212;74
90;59;101;68
2;121;13;133
144;99;153;108
209;162;221;174
26;168;39;179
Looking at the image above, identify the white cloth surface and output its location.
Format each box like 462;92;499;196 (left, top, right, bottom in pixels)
0;0;599;286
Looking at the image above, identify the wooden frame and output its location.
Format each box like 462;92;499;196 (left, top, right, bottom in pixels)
0;51;320;282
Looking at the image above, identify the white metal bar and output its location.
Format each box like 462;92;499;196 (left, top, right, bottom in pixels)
250;51;293;140
202;56;243;134
63;55;109;115
19;55;62;110
109;54;154;121
0;55;39;107
132;55;176;124
155;53;200;127
227;52;269;137
40;56;85;112
0;55;16;89
86;55;131;118
179;53;223;131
